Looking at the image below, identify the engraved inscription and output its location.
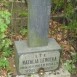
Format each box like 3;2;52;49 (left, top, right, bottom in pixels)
19;51;60;74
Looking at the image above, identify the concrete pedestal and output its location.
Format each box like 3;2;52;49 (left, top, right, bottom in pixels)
14;38;61;75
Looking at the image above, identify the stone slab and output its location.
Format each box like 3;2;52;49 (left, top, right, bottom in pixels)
14;38;61;75
15;67;70;77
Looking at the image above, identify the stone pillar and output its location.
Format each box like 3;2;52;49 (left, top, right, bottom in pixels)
27;0;51;47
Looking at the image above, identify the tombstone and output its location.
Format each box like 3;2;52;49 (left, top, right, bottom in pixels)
14;0;61;75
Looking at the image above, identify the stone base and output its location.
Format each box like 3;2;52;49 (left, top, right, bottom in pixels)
15;67;71;77
14;38;61;75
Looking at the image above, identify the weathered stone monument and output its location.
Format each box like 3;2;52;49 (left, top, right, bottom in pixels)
14;0;61;75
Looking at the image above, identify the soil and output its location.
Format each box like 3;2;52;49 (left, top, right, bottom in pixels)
0;20;77;77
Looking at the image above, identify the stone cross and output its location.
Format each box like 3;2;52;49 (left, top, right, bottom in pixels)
14;0;61;75
27;0;51;47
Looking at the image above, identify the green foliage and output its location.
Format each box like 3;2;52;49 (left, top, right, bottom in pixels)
71;52;77;63
1;39;12;48
20;28;28;36
53;0;77;38
67;20;77;30
2;48;12;57
0;11;11;32
0;57;9;69
52;0;64;13
64;52;77;74
0;10;12;52
62;20;77;30
65;3;74;18
0;10;12;69
52;0;64;6
64;60;76;74
19;11;28;17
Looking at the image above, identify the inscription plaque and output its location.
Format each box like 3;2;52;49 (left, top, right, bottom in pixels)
19;51;60;74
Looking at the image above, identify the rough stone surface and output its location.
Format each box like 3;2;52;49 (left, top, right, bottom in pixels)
27;0;51;47
14;38;61;75
15;66;71;77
